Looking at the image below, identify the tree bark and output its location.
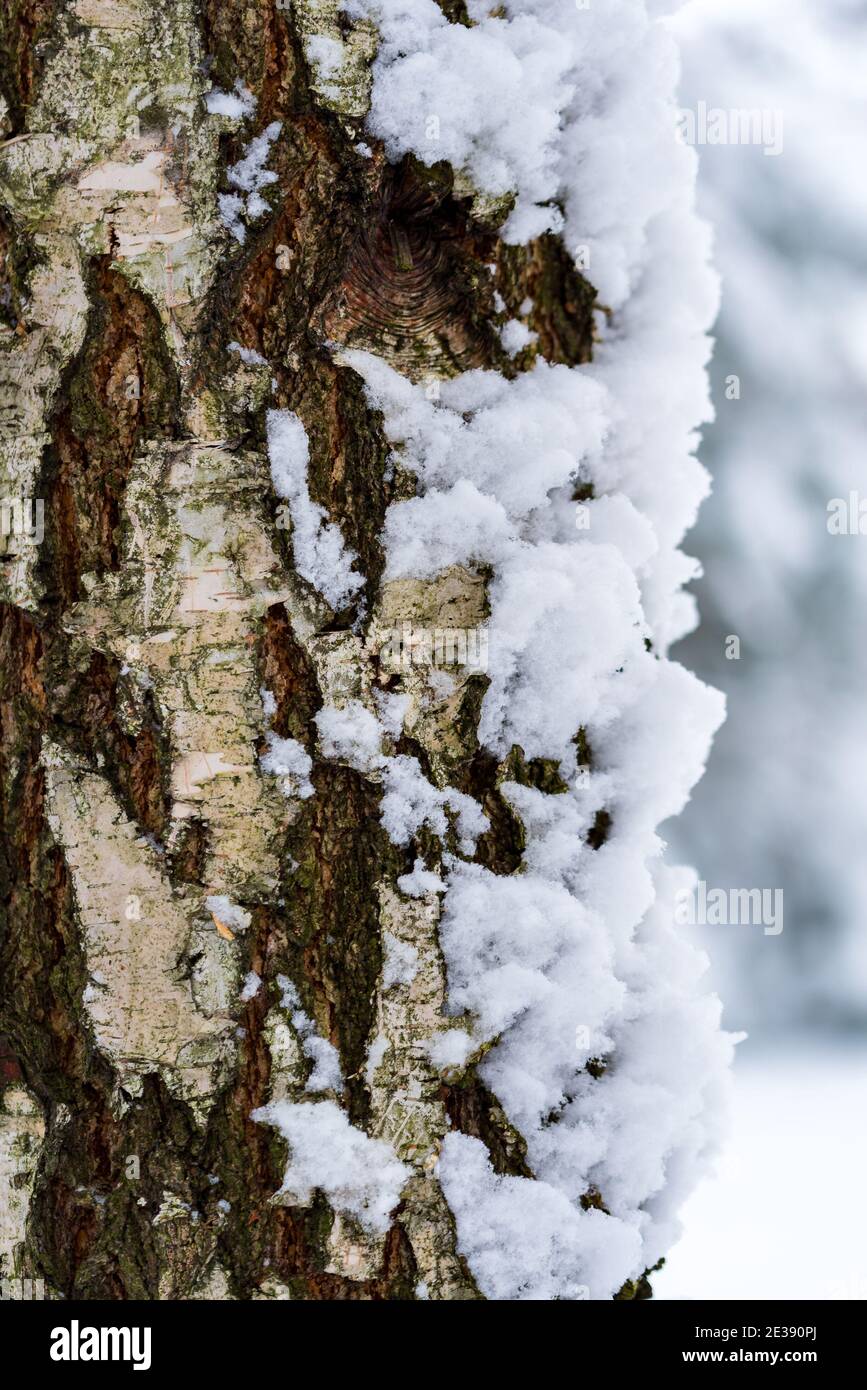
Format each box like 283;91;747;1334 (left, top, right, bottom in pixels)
1;0;657;1302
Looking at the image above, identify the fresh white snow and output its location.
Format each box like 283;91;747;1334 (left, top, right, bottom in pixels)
252;1099;409;1233
347;0;703;305
314;700;386;773
205;894;251;934
260;732;315;800
341;0;732;1300
240;970;262;1002
219;122;283;244
232;0;735;1296
379;754;489;855
205;80;257;120
266;409;365;610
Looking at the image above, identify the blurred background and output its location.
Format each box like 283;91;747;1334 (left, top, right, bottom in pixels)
656;0;867;1299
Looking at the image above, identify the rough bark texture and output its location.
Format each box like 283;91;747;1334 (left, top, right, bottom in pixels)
0;0;636;1301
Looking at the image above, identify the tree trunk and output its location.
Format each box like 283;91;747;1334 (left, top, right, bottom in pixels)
0;0;730;1301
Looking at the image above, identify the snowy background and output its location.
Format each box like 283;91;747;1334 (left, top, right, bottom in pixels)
656;0;867;1300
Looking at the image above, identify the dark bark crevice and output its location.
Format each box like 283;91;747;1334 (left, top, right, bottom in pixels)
0;0;61;137
39;255;181;610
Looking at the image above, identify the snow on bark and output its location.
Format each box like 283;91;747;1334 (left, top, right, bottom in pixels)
363;882;481;1297
252;1097;408;1234
0;0;732;1300
349;0;702;303
267;409;365;609
0;0;234;1288
327;0;736;1300
72;441;311;900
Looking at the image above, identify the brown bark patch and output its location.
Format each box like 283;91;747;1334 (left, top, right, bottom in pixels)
258;604;321;743
441;1071;533;1178
495;236;598;367
41;256;180;608
320;158;501;377
0;0;60;136
48;646;169;841
282;764;405;1125
200;0;301;114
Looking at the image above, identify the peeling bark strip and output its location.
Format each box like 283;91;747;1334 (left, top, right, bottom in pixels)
0;0;733;1300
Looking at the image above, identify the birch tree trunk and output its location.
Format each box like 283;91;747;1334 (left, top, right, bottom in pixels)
0;0;729;1301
